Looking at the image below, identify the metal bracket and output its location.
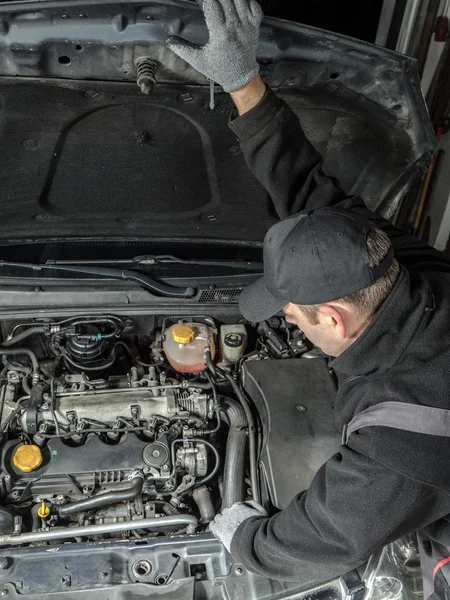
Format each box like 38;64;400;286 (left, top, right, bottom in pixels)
340;571;365;600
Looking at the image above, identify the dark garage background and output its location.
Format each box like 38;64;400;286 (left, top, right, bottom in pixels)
259;0;384;43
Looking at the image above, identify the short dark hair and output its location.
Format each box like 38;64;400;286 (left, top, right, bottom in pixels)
299;228;400;325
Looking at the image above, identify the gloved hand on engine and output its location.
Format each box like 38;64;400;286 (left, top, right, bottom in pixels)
165;0;264;93
209;501;268;553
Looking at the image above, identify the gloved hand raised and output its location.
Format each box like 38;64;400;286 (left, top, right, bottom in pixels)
165;0;264;93
209;501;268;553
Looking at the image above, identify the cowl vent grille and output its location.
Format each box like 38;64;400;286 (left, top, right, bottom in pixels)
198;284;249;304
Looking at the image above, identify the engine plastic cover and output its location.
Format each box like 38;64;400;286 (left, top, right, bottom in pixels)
1;435;151;499
243;358;340;509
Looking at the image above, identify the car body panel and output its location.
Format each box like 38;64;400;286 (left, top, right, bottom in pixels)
0;3;431;598
0;0;436;242
0;533;347;599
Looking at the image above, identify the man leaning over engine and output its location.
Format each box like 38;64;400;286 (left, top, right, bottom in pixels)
166;2;450;596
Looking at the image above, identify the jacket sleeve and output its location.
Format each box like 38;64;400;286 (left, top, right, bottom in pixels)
228;87;364;219
228;86;448;270
230;444;445;583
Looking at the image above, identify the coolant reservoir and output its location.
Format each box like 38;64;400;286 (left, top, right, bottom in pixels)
163;322;216;374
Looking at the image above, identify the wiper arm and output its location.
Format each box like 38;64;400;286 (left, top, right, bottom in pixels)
46;254;264;271
135;255;264;270
0;261;196;299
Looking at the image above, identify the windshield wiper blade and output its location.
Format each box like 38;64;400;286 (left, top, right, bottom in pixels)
45;254;264;271
0;261;196;299
135;255;264;270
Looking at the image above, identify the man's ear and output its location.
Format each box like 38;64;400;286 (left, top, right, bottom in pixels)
318;304;347;340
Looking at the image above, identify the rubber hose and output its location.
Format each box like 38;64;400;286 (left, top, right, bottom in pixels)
22;378;32;396
55;475;143;516
221;398;248;510
31;504;42;532
1;326;47;348
221;396;246;428
114;341;153;367
0;349;40;383
222;429;248;510
193;486;215;524
62;316;124;338
220;370;260;505
1;358;31;375
204;347;217;378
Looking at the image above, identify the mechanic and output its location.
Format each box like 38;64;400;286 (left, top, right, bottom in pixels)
166;1;450;595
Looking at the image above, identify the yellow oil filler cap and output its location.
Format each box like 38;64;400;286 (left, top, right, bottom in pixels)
173;325;195;345
12;444;43;473
37;501;50;519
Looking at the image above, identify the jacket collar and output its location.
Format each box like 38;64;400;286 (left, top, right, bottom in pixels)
330;266;432;377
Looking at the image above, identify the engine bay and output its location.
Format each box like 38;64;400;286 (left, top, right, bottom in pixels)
0;312;338;547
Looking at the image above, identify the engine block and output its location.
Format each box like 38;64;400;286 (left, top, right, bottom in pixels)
1;433;208;503
12;376;212;434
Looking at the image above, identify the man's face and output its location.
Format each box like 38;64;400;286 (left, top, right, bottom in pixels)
282;302;349;357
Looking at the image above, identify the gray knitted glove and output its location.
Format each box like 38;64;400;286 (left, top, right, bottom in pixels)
166;0;264;93
209;501;268;553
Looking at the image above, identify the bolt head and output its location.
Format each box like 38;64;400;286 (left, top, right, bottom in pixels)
84;90;100;100
1;589;9;597
234;567;244;576
296;404;307;413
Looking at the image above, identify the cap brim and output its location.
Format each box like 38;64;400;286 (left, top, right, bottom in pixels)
239;277;286;323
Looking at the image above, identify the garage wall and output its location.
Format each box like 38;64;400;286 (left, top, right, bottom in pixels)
421;1;449;94
420;0;450;250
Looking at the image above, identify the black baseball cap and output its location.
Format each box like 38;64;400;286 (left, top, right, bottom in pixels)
239;207;395;322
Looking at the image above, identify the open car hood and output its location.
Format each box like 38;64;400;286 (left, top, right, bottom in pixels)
0;0;435;243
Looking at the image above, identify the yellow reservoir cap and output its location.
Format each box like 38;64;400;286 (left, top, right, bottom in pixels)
37;501;50;519
173;325;195;345
12;444;43;473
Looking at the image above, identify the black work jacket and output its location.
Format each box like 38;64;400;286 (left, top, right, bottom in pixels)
229;87;450;583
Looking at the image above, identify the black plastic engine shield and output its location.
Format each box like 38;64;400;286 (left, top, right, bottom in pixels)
243;358;340;509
